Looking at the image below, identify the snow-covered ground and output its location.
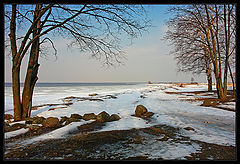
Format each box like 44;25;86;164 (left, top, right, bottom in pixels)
4;83;236;159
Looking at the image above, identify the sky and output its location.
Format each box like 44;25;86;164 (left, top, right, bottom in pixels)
4;4;207;83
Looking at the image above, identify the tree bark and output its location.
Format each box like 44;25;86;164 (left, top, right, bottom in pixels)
10;4;23;121
22;4;41;119
223;4;232;97
228;63;235;97
205;4;225;99
12;65;22;121
200;30;212;92
206;54;213;92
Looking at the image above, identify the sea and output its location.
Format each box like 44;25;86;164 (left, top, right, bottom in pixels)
4;82;147;113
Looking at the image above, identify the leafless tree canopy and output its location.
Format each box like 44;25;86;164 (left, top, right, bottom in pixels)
5;4;150;66
164;4;236;98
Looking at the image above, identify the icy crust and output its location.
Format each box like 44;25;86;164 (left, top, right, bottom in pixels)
86;131;202;160
5;128;30;139
4;84;235;149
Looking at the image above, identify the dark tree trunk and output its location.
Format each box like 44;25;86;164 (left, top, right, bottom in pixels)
12;65;22;121
22;4;42;119
206;62;212;92
10;4;22;121
205;5;225;99
21;43;40;119
228;63;235;97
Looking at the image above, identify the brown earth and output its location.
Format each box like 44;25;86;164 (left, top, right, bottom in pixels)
4;123;236;160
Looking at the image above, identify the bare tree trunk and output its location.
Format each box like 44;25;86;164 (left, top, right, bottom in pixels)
206;55;213;92
223;4;232;97
22;4;41;119
200;30;212;92
21;44;40;119
10;4;23;121
205;4;225;99
12;65;22;121
228;63;235;97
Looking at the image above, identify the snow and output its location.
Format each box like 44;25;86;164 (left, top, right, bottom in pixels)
4;83;236;159
20;121;94;146
5;128;29;139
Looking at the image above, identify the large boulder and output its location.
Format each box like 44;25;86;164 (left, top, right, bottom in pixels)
42;117;60;128
82;113;97;121
142;112;154;118
109;114;121;122
70;114;82;119
96;111;111;122
135;105;148;117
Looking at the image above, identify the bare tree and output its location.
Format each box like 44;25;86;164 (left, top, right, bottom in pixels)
164;5;213;91
164;4;236;98
5;4;150;121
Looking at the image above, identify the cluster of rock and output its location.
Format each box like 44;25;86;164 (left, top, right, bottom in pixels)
60;111;121;126
5;104;153;132
4;111;121;132
134;105;154;118
4;116;61;132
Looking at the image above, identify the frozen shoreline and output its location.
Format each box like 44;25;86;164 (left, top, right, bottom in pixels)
4;83;236;159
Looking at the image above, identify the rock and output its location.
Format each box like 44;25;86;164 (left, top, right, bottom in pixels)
82;113;97;121
60;116;69;124
42;117;60;128
25;116;46;124
179;83;184;87
70;114;82;119
26;125;42;130
96;111;111;122
65;118;81;125
5;123;26;132
89;93;98;96
184;126;195;131
5;114;13;120
201;99;218;107
148;81;153;84
109;114;121;121
142;112;154;118
140;95;147;99
135;105;148;117
11;123;26;129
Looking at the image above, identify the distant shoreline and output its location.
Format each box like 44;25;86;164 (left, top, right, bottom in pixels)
4;81;208;87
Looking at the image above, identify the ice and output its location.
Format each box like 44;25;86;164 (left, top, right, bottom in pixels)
4;83;236;159
5;128;29;139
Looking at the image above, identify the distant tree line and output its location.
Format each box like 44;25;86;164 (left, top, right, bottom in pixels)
164;4;236;99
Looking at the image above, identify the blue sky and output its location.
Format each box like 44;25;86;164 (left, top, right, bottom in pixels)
4;4;207;83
